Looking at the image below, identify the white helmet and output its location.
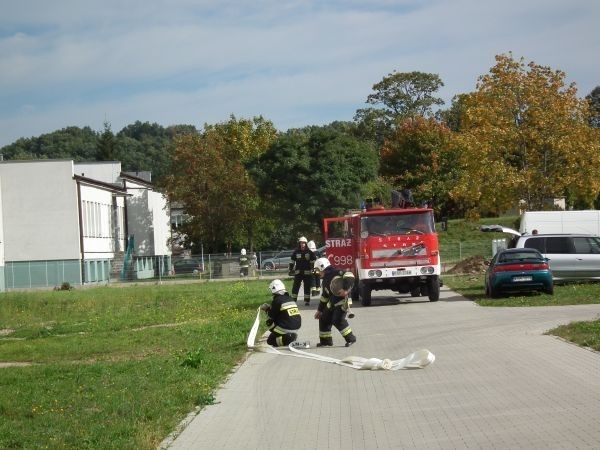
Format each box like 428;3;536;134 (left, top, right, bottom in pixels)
307;240;316;251
269;279;286;294
241;248;246;255
314;257;330;272
298;236;308;243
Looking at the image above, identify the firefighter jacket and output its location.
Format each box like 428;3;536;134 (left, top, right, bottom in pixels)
289;247;316;275
239;255;249;268
318;266;355;312
267;292;301;333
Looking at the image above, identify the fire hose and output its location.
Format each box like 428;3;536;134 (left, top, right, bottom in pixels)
247;308;435;371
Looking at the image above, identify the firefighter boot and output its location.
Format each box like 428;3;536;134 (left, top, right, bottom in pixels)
344;333;357;347
316;337;333;347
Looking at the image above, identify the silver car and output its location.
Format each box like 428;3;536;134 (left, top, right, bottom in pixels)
514;234;600;281
481;225;600;281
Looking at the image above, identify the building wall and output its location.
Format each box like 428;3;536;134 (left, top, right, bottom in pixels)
74;161;122;185
0;178;4;292
149;190;171;255
125;179;171;257
0;160;81;261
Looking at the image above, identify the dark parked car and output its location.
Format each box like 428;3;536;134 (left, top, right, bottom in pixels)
261;250;293;270
485;248;554;298
173;258;203;275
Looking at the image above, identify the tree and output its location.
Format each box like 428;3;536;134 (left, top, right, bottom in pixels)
162;116;277;253
96;121;117;161
117;121;197;182
380;117;461;217
248;124;379;239
450;53;600;217
586;86;600;128
354;71;445;146
0;126;99;161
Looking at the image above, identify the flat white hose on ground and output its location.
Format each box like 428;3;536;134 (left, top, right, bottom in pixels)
247;308;434;371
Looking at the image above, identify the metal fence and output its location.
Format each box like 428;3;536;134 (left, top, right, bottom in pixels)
2;243;500;291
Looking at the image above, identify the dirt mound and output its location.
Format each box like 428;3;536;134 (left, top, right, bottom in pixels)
446;255;488;274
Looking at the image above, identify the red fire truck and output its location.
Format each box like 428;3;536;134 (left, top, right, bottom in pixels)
322;201;441;306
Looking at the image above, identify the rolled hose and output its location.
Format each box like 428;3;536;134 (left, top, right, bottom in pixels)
247;308;434;371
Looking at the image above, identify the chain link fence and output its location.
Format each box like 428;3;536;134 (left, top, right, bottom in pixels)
3;243;500;290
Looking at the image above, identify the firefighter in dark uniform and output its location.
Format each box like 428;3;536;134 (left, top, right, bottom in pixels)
312;257;357;347
307;240;321;297
239;248;250;277
289;236;316;306
260;279;302;347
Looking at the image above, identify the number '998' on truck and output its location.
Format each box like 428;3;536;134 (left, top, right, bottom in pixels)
320;192;441;306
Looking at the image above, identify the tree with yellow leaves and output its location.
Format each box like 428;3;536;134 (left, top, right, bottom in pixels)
450;53;600;217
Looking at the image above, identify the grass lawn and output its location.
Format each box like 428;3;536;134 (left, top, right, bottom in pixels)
0;281;270;450
443;274;600;352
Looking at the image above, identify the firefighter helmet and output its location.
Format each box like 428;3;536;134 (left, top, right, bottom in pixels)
268;279;286;294
307;240;316;251
298;236;308;243
314;257;330;272
241;248;246;255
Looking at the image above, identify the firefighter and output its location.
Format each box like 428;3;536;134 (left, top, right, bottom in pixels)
239;248;250;277
307;240;321;297
260;279;301;347
289;236;316;306
312;257;357;347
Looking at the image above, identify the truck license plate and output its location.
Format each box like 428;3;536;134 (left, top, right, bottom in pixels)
393;269;409;276
512;276;532;282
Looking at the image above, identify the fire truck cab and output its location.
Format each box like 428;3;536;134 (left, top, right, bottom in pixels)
322;205;441;306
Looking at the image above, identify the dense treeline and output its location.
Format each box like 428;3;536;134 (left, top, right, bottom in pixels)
2;53;599;252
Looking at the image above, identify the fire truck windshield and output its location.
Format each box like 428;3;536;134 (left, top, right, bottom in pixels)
361;213;434;237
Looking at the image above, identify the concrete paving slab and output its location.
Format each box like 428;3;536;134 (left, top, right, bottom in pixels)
164;287;600;450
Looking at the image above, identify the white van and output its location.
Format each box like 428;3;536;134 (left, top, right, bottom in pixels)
481;226;600;281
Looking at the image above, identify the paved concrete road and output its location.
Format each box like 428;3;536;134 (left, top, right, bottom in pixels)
165;288;600;450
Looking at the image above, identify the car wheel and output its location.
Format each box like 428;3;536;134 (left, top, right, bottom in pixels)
489;284;501;298
427;276;440;302
263;262;274;270
544;285;554;295
359;281;372;306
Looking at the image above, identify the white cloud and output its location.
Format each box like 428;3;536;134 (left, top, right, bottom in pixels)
1;0;598;146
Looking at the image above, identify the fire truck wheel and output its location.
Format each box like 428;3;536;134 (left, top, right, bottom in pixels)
427;276;440;302
410;286;421;297
359;281;372;306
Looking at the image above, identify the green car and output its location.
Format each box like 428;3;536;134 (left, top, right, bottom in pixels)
485;248;554;298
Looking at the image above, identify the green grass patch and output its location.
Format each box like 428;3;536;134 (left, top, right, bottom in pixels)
0;281;269;449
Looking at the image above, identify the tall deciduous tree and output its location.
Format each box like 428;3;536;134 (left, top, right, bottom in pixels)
249;124;379;238
380;117;461;217
450;54;600;217
162;116;277;252
355;71;445;146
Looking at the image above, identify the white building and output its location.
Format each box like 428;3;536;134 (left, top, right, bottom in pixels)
0;160;171;290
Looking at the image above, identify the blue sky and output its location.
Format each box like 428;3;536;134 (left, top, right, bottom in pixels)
1;0;598;147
